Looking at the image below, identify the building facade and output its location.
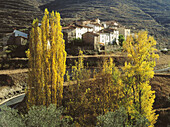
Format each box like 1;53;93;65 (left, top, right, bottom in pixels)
82;32;100;50
98;28;119;45
117;27;131;40
62;24;93;43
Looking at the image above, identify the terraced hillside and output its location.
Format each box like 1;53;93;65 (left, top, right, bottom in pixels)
0;0;39;36
0;0;169;48
0;0;55;39
40;0;170;48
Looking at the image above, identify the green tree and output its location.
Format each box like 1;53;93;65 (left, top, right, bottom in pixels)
118;34;125;46
26;9;67;109
122;31;159;127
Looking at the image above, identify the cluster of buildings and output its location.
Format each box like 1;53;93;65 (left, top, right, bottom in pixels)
0;18;131;55
62;19;131;50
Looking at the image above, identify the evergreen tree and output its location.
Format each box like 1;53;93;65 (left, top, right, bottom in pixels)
122;31;159;126
27;9;67;108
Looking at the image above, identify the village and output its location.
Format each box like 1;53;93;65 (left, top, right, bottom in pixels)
0;13;170;127
0;18;131;57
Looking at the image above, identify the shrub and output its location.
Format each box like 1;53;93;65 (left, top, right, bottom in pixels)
24;105;70;127
96;107;151;127
0;105;72;127
0;105;25;127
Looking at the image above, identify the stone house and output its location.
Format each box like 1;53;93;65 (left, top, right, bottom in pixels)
13;30;28;45
7;30;28;46
77;18;103;33
63;26;77;43
15;36;28;46
62;24;93;43
82;32;100;50
0;30;28;57
0;30;28;52
117;27;130;40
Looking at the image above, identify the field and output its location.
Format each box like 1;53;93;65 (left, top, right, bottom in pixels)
155;53;170;70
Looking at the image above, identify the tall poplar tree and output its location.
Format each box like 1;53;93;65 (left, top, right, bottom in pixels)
122;31;159;126
27;9;67;109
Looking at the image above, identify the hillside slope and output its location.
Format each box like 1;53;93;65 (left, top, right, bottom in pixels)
0;0;54;38
40;0;170;48
0;0;169;48
0;0;41;36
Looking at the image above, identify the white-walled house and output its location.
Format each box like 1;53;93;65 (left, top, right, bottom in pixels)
62;24;93;43
86;23;103;33
98;28;119;45
75;25;93;39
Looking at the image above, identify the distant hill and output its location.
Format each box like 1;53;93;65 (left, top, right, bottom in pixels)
0;0;169;48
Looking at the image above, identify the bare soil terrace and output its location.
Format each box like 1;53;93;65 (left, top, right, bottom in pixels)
155;54;170;70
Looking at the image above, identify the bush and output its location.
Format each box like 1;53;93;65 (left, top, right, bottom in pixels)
0;106;25;127
96;107;128;127
96;107;151;127
24;105;71;127
0;105;72;127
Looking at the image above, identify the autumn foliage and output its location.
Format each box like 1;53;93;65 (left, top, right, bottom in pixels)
26;8;158;126
122;31;159;126
64;31;159;126
26;9;66;108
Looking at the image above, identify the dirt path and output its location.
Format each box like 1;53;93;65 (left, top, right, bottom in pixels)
156;107;170;112
0;69;28;75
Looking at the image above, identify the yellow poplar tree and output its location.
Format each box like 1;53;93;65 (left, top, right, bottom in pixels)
122;31;159;126
27;9;67;109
